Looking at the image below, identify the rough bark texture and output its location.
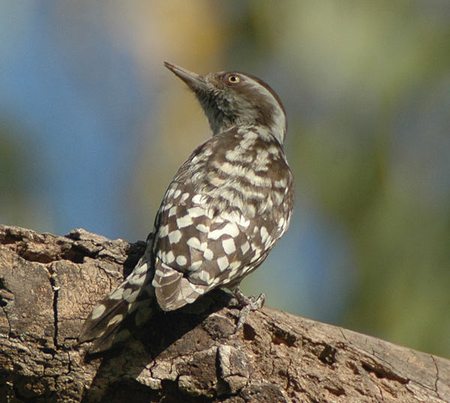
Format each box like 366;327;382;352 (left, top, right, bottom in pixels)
0;225;449;403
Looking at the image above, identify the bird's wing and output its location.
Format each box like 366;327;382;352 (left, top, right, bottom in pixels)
151;131;293;312
151;177;279;311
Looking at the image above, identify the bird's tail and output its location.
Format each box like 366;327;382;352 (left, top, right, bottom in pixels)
78;254;155;354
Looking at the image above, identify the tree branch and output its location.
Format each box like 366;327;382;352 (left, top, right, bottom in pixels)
0;225;449;402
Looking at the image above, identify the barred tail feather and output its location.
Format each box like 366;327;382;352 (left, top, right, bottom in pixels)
79;257;155;353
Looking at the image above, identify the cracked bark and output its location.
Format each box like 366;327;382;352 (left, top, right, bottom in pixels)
0;225;449;403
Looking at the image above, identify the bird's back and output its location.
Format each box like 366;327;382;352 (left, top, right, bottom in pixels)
152;125;293;311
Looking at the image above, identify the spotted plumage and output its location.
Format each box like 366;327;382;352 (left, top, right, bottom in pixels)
152;125;292;311
79;62;293;353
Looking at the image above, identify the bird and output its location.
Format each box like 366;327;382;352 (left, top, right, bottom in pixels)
79;62;294;353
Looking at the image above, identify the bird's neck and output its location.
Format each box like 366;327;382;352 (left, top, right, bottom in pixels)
213;122;284;147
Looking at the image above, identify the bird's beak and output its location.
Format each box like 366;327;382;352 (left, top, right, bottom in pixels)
164;62;207;92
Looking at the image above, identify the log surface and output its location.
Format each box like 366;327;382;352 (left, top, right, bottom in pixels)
0;225;449;402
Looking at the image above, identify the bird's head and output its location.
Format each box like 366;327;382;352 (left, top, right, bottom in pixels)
165;62;287;144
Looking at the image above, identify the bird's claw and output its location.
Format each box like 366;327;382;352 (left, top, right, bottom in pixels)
230;289;265;332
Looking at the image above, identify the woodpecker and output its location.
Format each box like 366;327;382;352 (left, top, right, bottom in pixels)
79;62;294;353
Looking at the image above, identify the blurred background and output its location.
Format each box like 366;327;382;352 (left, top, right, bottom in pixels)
1;1;449;357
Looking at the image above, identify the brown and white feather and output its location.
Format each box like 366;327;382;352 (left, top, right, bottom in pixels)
152;125;293;311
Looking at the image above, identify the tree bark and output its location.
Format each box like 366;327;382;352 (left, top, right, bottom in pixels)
0;225;448;403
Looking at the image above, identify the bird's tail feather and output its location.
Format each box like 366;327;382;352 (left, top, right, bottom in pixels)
79;257;155;353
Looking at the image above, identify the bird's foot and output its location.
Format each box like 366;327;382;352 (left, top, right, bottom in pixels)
229;288;265;332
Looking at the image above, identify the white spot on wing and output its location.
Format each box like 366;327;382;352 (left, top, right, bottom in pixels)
222;238;236;254
217;255;229;271
229;260;241;271
204;248;214;260
260;226;269;243
192;194;208;205
159;224;169;237
91;304;106;320
176;215;193;228
108;314;124;326
196;224;209;233
196;270;211;283
187;237;204;251
180;192;190;203
209;223;239;240
128;274;146;286
110;287;124;300
188;206;206;218
241;241;250;255
122;288;132;300
165;251;175;264
274;178;287;188
168;230;182;244
221;211;250;228
126;289;140;303
134;261;148;274
190;260;202;270
166;188;175;198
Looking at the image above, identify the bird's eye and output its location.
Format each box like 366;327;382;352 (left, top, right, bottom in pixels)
226;74;240;85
